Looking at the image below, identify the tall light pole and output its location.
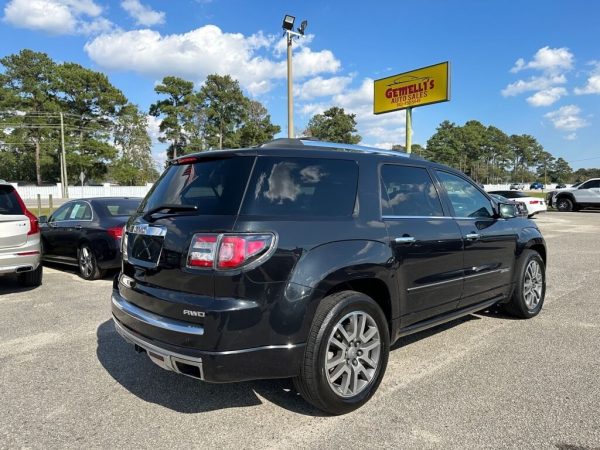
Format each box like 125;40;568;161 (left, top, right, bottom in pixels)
282;15;307;138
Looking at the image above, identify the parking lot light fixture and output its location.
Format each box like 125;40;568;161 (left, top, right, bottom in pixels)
282;14;308;138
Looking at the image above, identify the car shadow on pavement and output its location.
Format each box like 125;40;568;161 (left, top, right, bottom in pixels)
0;274;41;294
95;320;327;416
43;261;117;280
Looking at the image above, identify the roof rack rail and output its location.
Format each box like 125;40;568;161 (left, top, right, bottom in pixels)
260;138;422;159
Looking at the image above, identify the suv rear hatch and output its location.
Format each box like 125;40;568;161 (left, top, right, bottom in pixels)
0;185;36;249
121;154;256;323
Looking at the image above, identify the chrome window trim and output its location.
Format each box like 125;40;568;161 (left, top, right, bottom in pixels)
382;215;452;220
50;200;94;223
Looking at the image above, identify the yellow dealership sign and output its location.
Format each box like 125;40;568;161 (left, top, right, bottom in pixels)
373;61;450;114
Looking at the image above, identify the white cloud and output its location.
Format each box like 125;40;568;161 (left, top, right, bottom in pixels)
526;87;567;107
574;62;600;95
296;76;353;100
85;26;341;96
3;0;110;35
510;46;574;74
565;133;577;141
299;78;407;145
501;74;566;97
544;105;588;132
121;0;165;27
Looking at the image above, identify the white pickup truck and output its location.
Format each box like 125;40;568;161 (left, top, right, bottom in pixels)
549;178;600;212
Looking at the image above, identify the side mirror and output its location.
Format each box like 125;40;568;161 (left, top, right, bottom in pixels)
498;202;517;219
39;215;48;224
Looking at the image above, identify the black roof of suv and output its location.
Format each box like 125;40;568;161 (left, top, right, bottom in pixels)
111;138;547;414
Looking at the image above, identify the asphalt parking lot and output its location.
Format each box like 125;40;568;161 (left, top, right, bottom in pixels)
1;212;599;449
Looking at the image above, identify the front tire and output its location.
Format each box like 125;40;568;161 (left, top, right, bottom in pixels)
293;291;390;415
556;197;573;212
503;250;545;318
78;244;104;280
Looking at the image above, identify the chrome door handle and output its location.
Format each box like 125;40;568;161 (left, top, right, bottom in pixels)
465;233;480;241
394;236;416;244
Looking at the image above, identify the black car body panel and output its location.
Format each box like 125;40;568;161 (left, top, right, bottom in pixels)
111;140;546;383
41;197;141;270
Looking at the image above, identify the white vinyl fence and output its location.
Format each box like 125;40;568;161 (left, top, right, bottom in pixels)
12;183;153;200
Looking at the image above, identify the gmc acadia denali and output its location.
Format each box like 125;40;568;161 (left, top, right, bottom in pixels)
111;139;547;414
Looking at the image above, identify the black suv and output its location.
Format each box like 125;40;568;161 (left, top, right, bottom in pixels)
111;139;547;414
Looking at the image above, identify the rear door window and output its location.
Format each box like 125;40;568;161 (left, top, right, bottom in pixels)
241;157;358;217
0;186;22;215
139;157;255;215
380;165;443;217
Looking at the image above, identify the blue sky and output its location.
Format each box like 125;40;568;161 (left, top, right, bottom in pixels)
1;0;599;169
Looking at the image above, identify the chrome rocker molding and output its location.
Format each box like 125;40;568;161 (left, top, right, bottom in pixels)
111;293;205;336
113;318;205;380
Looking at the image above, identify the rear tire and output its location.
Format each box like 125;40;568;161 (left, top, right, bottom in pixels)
78;244;104;280
17;264;43;287
503;250;545;319
556;197;573;212
293;291;390;415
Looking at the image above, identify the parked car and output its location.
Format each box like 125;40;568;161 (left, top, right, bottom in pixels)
555;183;567;189
509;183;525;190
489;193;528;217
549;178;600;212
0;181;42;287
530;182;544;190
40;197;141;279
488;190;547;217
111;139;547;415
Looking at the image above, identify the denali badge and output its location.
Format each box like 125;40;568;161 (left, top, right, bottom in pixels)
183;310;205;318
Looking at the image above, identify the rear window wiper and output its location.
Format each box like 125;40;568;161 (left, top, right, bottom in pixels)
142;204;198;222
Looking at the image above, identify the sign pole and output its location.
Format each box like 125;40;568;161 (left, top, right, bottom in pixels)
405;107;412;154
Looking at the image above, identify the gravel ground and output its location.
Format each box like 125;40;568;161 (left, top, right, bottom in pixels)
1;211;599;449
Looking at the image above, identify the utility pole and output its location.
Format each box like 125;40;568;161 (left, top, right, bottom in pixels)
59;112;69;198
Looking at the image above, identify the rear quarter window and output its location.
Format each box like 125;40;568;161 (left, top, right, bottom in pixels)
241;157;358;217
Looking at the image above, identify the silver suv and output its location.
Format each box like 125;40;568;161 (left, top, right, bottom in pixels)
0;182;43;287
550;179;600;212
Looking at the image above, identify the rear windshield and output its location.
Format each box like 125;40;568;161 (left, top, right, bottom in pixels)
139;157;255;215
241;157;358;217
95;199;141;217
0;186;23;215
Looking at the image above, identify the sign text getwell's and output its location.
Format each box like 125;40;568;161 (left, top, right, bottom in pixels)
374;62;450;114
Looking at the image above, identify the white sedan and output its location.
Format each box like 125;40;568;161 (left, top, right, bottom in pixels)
488;190;547;217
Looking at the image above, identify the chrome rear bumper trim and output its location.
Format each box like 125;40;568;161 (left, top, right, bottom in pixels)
113;317;204;380
111;292;204;336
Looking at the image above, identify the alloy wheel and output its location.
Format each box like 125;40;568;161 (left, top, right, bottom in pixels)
79;247;93;278
325;311;381;398
523;260;543;310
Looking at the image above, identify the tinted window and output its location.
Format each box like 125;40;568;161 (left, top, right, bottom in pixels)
380;165;443;217
0;186;22;215
68;202;92;220
436;171;494;218
490;191;527;199
51;203;72;222
241;157;358;217
95;199;140;217
581;180;600;189
140;157;254;215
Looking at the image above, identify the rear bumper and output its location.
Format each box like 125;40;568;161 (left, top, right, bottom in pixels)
0;248;41;275
111;290;305;383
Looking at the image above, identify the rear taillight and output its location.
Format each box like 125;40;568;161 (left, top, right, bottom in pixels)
108;226;124;240
187;233;274;270
121;226;128;260
529;200;540;205
12;188;39;235
24;210;39;235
